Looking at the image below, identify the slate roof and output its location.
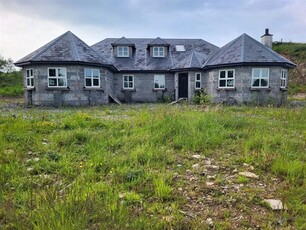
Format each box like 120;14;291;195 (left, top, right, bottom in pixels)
91;38;219;71
204;33;296;68
111;37;135;47
15;31;109;66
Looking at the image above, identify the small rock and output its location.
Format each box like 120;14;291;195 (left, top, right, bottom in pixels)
264;199;287;210
5;149;14;154
205;165;219;170
119;193;125;198
192;154;201;159
27;151;33;155
204;159;211;165
192;163;200;168
238;171;259;179
206;182;214;186
232;168;238;173
206;217;214;228
177;164;182;167
207;175;216;179
243;163;250;167
178;187;183;191
34;157;40;162
26;159;32;163
27;167;34;172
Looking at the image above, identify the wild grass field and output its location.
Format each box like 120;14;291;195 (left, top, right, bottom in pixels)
0;103;305;229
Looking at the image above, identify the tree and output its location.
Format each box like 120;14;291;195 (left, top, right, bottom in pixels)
0;55;15;73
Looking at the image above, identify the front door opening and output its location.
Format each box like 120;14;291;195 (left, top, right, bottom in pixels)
178;73;188;98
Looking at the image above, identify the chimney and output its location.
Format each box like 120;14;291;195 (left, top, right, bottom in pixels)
261;28;273;48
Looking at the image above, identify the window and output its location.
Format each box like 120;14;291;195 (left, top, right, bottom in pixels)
85;68;100;87
117;46;129;57
154;75;165;89
123;75;134;89
26;68;34;88
195;73;201;89
252;68;269;88
219;69;235;88
48;67;67;87
175;45;186;52
153;47;165;57
280;69;287;88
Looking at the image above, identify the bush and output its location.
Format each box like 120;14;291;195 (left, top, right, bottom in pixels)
191;89;211;105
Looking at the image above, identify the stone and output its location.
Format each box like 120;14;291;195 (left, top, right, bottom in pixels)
192;163;200;168
204;159;211;165
206;182;214;186
232;168;238;173
206;217;214;228
238;171;259;179
5;149;14;154
34;157;40;162
27;167;34;172
205;165;219;170
264;199;287;210
192;154;201;159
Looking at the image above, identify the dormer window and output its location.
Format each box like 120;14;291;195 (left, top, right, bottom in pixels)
117;46;129;57
153;47;165;57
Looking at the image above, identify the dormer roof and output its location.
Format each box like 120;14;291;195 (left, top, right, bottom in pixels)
111;37;135;48
147;37;170;47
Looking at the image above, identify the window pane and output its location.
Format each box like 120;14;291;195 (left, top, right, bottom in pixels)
228;70;233;78
93;69;99;78
30;78;34;86
85;69;91;78
253;69;260;78
27;79;30;86
261;79;268;86
155;82;159;88
49;69;56;77
58;68;65;77
261;69;269;78
93;79;99;86
220;71;225;78
252;79;259;87
196;82;201;88
58;78;66;86
196;74;201;81
129;82;133;88
219;80;226;87
227;79;234;87
49;78;57;86
30;69;33;76
26;70;30;77
124;76;128;81
129;76;133;81
85;78;92;87
124;82;128;88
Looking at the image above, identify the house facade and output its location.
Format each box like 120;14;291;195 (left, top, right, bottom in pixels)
15;29;296;106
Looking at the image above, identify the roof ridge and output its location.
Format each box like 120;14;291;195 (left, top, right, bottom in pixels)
241;34;245;62
32;31;70;60
68;31;80;61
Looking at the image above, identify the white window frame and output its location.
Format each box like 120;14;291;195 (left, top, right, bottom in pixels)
26;68;34;88
195;73;201;89
153;46;165;57
117;46;129;57
84;68;100;88
280;69;287;89
218;69;235;88
251;68;269;88
48;67;67;87
123;75;134;89
154;74;165;89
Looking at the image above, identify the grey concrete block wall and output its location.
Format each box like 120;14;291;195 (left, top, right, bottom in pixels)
113;73;175;102
23;65;112;106
207;66;288;105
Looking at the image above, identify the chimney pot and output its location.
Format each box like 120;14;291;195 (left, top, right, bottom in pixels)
261;28;273;49
265;28;269;35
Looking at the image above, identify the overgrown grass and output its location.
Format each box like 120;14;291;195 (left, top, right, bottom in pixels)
0;105;305;229
0;71;23;97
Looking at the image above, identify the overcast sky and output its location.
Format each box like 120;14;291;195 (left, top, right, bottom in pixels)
0;0;305;62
